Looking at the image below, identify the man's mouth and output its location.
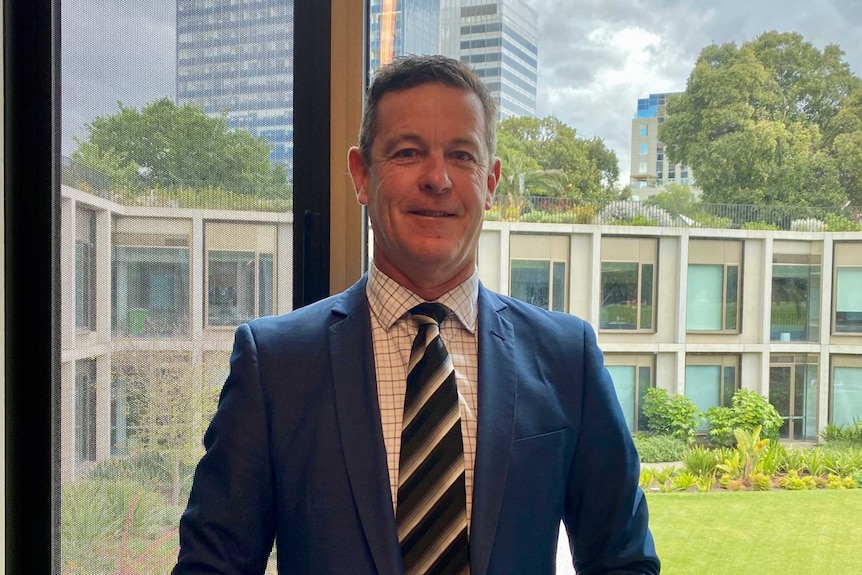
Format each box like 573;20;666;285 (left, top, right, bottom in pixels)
411;210;453;217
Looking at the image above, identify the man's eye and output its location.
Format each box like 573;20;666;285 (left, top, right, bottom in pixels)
394;149;419;158
452;151;475;162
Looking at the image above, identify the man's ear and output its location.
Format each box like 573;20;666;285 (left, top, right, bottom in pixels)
347;147;370;206
485;156;502;210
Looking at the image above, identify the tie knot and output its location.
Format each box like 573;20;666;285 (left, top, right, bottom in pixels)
409;302;449;326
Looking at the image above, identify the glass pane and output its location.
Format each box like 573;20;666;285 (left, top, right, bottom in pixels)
640;263;654;330
722;365;736;407
685;365;721;430
259;253;275;317
769;366;792;439
62;0;295;571
600;262;638;329
113;246;191;337
637;366;651;432
686;264;723;330
833;366;862;427
606;365;636;432
797;364;818;441
552;261;566;312
725;265;739;331
836;267;862;333
208;250;257;326
771;264;819;342
510;259;551;309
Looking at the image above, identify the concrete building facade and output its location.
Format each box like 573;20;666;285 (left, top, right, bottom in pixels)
62;182;862;482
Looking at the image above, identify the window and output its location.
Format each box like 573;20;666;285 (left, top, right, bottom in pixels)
75;207;97;332
771;246;821;342
112;217;192;337
638;142;648;155
769;354;819;441
833;242;862;333
686;240;741;332
685;355;738;429
605;356;653;432
205;222;277;327
831;356;862;427
509;234;569;312
75;358;97;465
639;124;647;137
637;161;647;174
600;237;656;331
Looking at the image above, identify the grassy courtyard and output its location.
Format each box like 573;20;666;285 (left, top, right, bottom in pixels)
646;490;862;574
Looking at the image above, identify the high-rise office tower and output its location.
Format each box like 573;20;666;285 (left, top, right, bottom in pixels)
176;0;294;174
368;0;441;72
630;92;693;192
440;0;538;119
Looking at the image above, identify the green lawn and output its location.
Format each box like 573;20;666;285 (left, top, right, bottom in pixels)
646;490;862;574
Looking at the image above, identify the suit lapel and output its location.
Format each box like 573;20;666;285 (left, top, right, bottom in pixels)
470;287;516;575
329;279;402;575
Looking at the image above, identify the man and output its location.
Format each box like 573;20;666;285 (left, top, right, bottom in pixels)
173;54;660;574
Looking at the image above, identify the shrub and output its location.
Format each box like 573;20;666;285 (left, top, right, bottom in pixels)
681;445;720;477
749;472;773;491
824;212;862;231
705;389;783;447
739;221;779;230
633;434;688;463
820;421;862;445
641;388;702;443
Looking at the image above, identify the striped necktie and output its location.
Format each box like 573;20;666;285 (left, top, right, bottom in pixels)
396;302;470;575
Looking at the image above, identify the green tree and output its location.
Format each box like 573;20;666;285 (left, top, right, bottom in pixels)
496;115;620;202
116;349;222;505
660;31;861;208
824;87;862;208
72;98;290;198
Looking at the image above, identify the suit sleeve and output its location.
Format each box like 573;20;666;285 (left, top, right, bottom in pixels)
173;323;276;575
563;321;661;575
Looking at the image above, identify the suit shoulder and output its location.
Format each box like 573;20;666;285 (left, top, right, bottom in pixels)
492;291;589;328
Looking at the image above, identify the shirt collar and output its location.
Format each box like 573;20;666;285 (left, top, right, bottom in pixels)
366;261;479;333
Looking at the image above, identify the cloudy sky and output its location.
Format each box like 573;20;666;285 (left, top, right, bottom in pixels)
62;0;862;184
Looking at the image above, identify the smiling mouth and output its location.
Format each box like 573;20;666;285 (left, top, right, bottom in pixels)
411;210;454;217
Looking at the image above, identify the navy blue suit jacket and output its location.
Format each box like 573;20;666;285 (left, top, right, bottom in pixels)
174;277;660;574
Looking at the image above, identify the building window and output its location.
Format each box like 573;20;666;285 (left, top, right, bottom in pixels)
206;222;277;327
600;237;656;331
685;355;738;429
638;142;648;156
771;247;821;342
76;207;97;332
686;240;741;332
112;217;192;338
75;358;97;464
831;357;862;427
508;235;568;312
769;354;819;441
605;356;653;432
639;124;647;137
637;161;647;175
835;267;862;333
833;242;862;333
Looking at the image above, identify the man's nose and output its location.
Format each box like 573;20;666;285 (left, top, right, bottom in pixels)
420;152;452;193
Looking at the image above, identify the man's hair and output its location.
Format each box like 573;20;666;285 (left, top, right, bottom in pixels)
358;54;498;169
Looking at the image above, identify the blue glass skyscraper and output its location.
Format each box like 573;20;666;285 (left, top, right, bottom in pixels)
368;0;440;73
176;0;294;174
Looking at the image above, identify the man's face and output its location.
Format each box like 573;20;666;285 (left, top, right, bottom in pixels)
348;83;500;294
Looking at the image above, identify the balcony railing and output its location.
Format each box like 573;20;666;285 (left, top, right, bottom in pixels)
61;156;292;212
487;195;862;232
